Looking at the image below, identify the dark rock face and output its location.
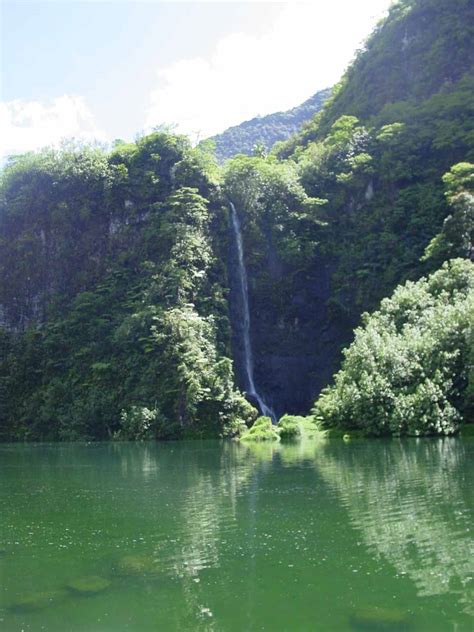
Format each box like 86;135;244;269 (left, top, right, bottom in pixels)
0;205;150;332
252;262;350;417
0;211;109;331
228;224;350;416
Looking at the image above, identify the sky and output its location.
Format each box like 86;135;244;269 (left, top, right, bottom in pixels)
0;0;393;159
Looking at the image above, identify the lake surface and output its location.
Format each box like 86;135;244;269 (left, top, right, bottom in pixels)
0;438;472;631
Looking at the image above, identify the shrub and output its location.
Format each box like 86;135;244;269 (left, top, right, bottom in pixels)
115;406;164;440
313;259;474;436
240;416;280;442
277;415;302;440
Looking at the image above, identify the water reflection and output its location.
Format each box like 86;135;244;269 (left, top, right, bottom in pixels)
1;439;472;631
106;438;474;620
314;439;474;617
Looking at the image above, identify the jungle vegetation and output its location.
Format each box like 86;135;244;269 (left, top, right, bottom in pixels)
1;0;473;440
206;88;331;162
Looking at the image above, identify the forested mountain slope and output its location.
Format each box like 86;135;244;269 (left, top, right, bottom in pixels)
206;88;331;162
0;0;472;440
281;0;474;153
0;138;255;440
220;0;474;419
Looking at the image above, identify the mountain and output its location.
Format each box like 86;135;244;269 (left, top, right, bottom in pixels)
0;0;473;441
224;0;474;419
280;0;474;155
206;88;331;162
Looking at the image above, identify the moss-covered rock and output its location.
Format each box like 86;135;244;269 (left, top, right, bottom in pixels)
299;416;325;439
277;415;302;440
349;606;411;631
114;554;158;577
240;416;280;442
66;576;111;595
9;590;68;613
277;414;326;441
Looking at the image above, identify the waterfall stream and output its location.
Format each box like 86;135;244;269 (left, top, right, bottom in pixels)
229;202;276;422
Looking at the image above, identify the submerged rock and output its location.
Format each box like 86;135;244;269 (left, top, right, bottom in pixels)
9;590;67;613
349;606;411;631
115;554;158;577
66;575;111;595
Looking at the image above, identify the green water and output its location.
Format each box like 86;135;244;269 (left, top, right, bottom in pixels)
0;439;472;631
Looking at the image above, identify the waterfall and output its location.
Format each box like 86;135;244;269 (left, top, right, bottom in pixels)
229;202;276;422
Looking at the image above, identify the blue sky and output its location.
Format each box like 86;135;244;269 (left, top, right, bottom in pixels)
1;1;393;157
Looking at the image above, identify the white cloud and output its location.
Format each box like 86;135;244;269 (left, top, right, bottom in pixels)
0;95;105;159
145;0;392;141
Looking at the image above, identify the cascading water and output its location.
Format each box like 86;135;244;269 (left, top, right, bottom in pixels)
229;202;276;422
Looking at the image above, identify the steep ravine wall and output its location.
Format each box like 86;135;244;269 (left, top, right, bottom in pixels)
227;209;351;418
0;197;161;333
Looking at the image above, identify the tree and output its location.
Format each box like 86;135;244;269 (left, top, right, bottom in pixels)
313;259;474;436
423;163;474;263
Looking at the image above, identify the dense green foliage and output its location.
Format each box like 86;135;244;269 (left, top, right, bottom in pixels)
277;93;474;312
280;0;474;150
207;88;331;162
0;136;255;440
423;162;474;263
1;0;473;439
275;0;474;312
218;0;474;423
314;260;474;436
